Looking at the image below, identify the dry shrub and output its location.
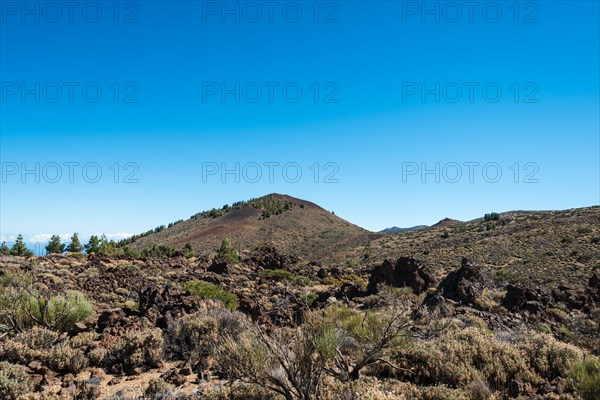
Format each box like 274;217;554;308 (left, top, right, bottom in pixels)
215;313;336;400
1;326;89;373
466;376;493;400
394;325;539;390
0;361;32;400
87;347;108;367
418;385;470;400
569;358;600;400
214;297;438;400
104;328;164;372
321;376;418;399
166;304;246;370
514;330;584;379
197;381;278;400
145;377;175;398
321;376;477;400
394;323;587;396
169;312;218;357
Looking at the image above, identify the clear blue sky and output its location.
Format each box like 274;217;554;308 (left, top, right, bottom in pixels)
1;0;598;245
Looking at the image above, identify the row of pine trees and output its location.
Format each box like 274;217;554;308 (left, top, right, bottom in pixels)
1;235;241;261
0;233;113;257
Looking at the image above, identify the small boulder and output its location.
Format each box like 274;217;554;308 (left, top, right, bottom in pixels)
424;258;485;308
250;245;299;270
208;261;229;275
367;257;436;295
161;369;186;387
96;309;126;333
503;285;552;314
336;282;365;301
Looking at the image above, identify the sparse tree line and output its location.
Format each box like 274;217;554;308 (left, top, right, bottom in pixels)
484;212;500;221
190;196;295;221
0;233;197;259
0;234;240;262
0;235;33;258
106;196;293;250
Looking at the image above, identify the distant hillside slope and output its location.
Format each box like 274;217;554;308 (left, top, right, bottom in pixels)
128;194;380;259
380;225;428;233
335;207;600;289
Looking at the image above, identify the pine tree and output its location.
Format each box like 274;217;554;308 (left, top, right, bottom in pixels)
216;237;240;264
183;242;194;259
45;235;65;254
97;234;116;255
0;242;9;255
85;235;101;254
66;233;84;253
10;234;33;257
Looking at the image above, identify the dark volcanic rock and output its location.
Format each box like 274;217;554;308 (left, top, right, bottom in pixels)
250;244;300;270
97;309;127;333
551;285;588;310
502;272;600;319
161;369;186;386
208;261;230;274
502;285;552;315
138;285;202;324
335;282;365;301
547;272;600;312
238;295;267;323
367;257;436;295
424;258;485;308
81;265;151;303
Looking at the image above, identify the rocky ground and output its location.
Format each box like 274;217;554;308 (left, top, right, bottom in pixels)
1;240;599;399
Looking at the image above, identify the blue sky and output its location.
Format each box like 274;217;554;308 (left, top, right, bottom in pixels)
1;0;599;245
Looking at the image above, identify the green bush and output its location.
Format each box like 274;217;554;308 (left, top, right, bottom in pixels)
183;280;238;310
183;243;195;259
25;290;93;332
301;292;318;307
321;276;342;286
535;322;552;334
123;264;141;273
0;273;92;334
494;269;524;285
569;358;600;400
140;244;177;259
